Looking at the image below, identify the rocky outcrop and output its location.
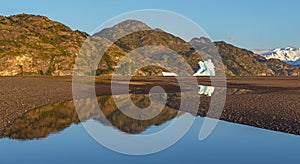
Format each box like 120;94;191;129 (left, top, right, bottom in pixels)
0;14;88;76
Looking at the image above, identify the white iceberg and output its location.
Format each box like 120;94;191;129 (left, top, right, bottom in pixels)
193;59;215;76
162;59;215;77
162;72;179;76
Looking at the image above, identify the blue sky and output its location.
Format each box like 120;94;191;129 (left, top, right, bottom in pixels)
0;0;299;49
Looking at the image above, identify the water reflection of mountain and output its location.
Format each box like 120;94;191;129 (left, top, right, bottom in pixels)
0;86;257;140
0;101;79;140
0;95;179;140
94;95;179;134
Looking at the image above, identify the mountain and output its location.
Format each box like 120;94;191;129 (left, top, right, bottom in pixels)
0;14;88;76
213;42;274;76
255;47;300;66
94;20;151;42
0;14;299;76
93;20;204;76
215;42;300;76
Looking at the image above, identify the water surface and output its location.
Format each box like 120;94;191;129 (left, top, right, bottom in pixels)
0;89;299;163
1;116;299;164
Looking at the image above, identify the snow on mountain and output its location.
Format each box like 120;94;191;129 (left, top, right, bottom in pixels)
254;47;300;65
251;49;272;55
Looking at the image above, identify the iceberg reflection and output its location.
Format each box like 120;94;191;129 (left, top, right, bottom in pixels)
198;85;215;96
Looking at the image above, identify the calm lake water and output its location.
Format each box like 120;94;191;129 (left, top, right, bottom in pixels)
1;117;300;164
0;90;299;163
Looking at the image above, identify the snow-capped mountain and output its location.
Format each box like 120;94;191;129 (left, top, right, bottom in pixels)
254;47;300;65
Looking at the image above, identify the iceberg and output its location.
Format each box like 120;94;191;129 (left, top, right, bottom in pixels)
193;59;215;76
161;59;215;77
162;72;178;76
